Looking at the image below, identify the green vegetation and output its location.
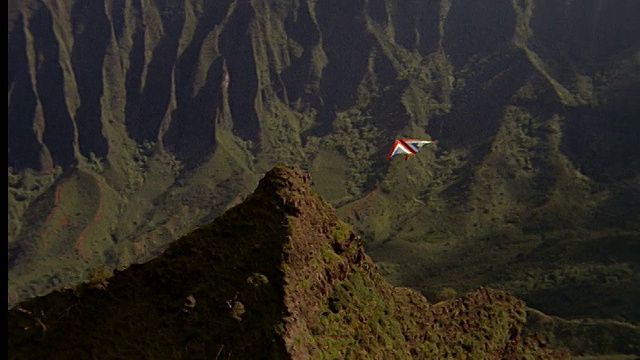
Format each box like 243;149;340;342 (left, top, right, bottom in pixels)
435;287;457;302
330;221;352;243
8;165;568;359
8;1;640;357
8;166;62;237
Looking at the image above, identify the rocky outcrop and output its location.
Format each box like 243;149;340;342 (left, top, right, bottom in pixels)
8;165;568;359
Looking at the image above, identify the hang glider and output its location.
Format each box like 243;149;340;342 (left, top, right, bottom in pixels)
386;138;437;160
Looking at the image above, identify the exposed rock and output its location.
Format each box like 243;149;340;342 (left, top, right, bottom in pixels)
8;165;569;359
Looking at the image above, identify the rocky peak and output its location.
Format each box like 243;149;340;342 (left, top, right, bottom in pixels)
8;165;568;359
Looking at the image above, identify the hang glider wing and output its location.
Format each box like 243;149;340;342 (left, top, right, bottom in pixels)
386;139;413;160
386;138;437;160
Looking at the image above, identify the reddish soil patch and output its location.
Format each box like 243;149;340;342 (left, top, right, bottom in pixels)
40;174;105;260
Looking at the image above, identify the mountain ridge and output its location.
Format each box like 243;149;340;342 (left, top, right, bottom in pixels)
8;165;570;359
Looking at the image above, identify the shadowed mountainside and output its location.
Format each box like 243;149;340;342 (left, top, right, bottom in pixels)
7;1;640;357
8;165;571;359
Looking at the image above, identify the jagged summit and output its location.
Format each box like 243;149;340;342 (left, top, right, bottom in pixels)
8;165;567;359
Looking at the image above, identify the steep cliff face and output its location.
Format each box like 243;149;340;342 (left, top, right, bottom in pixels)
7;1;640;351
10;1;638;173
8;165;569;359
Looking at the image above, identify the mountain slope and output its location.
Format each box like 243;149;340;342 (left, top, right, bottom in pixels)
7;2;640;355
8;165;569;359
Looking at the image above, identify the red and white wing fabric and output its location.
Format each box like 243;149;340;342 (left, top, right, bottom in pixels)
386;138;436;160
386;139;414;160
